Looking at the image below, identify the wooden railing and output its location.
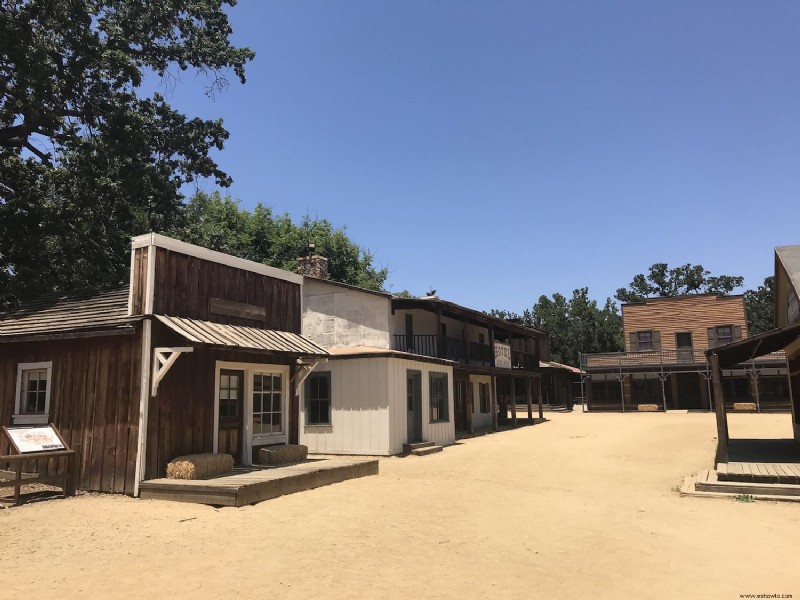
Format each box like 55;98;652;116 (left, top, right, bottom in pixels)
581;348;787;370
392;334;535;369
393;334;438;356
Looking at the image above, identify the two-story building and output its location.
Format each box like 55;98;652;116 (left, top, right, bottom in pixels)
298;254;548;456
580;294;789;412
0;234;329;496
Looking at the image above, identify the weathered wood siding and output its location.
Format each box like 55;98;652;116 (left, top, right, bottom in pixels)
133;246;301;333
144;322;298;479
0;332;142;495
622;295;749;352
130;246;148;315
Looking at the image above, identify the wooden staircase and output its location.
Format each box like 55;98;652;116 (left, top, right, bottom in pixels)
403;441;443;456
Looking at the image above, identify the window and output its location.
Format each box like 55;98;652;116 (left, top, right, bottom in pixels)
14;362;53;425
429;372;449;422
637;331;653;351
676;332;693;348
252;372;283;435
306;372;331;426
716;326;733;346
788;291;800;325
218;372;241;419
479;382;490;413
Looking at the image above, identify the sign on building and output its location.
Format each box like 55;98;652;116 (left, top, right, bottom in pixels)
494;342;512;369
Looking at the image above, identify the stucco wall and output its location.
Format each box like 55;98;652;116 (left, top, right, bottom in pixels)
302;279;391;349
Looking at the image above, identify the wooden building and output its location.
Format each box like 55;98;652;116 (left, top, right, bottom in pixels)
298;260;549;456
708;245;800;461
580;294;789;412
0;234;328;496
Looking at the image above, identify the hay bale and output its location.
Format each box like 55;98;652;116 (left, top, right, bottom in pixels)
637;404;660;412
733;402;757;412
258;444;308;466
166;453;234;480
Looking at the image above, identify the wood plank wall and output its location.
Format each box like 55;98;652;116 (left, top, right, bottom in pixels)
130;246;148;315
622;295;749;352
133;247;301;333
0;331;142;495
144;323;298;479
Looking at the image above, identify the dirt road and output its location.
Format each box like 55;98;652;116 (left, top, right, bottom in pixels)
2;410;798;599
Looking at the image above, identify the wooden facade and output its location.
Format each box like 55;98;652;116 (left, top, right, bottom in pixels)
622;294;748;353
1;234;327;497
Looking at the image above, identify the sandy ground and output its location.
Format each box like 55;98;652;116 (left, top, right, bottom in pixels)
2;410;799;600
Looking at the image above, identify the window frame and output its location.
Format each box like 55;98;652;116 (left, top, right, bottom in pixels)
13;361;53;425
716;325;733;346
637;330;653;352
429;372;450;423
252;371;284;436
305;371;332;426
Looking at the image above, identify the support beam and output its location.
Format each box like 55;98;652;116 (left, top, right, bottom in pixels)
491;375;498;432
710;353;729;466
537;376;543;420
526;376;533;421
151;347;194;396
511;376;518;428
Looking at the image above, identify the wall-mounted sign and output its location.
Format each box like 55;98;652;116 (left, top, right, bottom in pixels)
494;342;512;369
6;426;65;453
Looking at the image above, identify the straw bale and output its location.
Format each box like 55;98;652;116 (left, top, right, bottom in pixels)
637;404;660;412
166;453;234;480
258;444;308;466
733;402;757;412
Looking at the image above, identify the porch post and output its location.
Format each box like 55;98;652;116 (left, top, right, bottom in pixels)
537;375;543;420
511;376;518;428
491;375;499;432
526;376;533;421
710;353;729;465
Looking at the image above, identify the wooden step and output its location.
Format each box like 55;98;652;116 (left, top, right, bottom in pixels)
403;441;434;454
410;445;443;456
696;477;800;497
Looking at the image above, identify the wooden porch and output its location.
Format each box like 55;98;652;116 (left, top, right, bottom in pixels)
139;457;378;507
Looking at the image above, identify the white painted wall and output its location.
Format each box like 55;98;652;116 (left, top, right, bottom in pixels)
300;356;455;455
387;358;455;452
303;279;391;349
390;308;437;338
470;374;493;429
300;358;392;455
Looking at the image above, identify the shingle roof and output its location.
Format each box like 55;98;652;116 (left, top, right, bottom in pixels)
155;315;329;357
0;287;134;338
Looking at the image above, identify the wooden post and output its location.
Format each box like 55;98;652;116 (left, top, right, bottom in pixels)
467;381;474;434
537;375;543;420
491;375;498;431
489;327;495;367
526;376;533;421
710;353;729;465
511;376;518;428
436;309;443;358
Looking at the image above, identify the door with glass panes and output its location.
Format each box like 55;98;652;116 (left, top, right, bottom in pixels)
218;369;244;462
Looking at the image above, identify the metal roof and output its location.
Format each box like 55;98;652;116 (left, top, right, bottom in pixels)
155;315;329;357
0;287;134;338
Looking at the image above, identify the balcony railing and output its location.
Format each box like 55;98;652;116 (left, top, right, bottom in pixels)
580;348;787;370
392;334;504;368
512;350;538;370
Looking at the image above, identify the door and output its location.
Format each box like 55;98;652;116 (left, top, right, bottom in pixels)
407;370;422;443
454;379;469;432
218;369;244;463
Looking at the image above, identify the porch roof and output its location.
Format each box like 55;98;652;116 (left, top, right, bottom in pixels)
154;315;329;357
705;320;800;368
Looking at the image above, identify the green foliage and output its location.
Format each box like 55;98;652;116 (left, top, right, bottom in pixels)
0;0;254;309
491;289;624;366
734;493;756;503
744;276;774;336
392;290;416;299
173;191;388;290
615;263;744;303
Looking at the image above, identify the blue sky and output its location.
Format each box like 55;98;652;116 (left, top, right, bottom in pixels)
159;1;800;312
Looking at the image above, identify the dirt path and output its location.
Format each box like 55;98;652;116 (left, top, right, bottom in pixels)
2;411;799;599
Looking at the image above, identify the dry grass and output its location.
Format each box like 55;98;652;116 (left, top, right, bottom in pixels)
258;444;308;466
166;453;233;480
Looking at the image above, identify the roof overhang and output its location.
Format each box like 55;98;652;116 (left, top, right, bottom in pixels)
705;321;800;368
154;315;329;357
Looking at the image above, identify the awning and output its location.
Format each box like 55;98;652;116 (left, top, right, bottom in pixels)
154;315;329;357
706;320;800;368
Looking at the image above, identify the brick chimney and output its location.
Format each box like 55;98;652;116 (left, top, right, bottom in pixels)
296;243;329;279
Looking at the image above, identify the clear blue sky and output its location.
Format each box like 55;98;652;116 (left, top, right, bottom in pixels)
160;1;800;312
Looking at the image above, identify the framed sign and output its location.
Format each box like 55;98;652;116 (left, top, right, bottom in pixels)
5;425;66;453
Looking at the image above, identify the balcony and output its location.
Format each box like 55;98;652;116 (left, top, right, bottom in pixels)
392;334;494;367
580;348;787;370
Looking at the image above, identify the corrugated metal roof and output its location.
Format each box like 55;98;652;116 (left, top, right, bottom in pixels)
155;315;329;357
0;287;134;337
540;360;582;374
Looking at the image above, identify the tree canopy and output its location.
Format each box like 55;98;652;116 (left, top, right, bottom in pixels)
615;263;744;304
0;0;254;308
173;191;388;290
744;276;774;336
